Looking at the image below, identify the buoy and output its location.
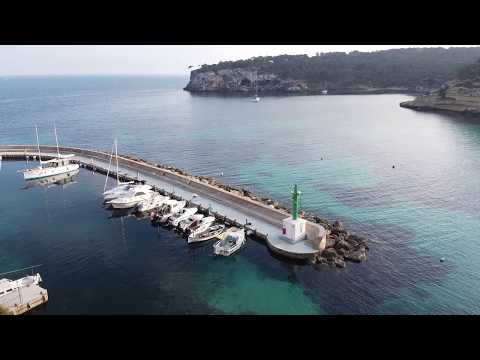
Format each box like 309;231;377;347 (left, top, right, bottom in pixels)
440;257;445;262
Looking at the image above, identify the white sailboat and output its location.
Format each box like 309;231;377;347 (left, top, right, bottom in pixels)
251;70;260;102
21;124;79;181
102;139;152;201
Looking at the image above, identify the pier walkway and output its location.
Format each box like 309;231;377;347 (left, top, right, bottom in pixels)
0;145;320;259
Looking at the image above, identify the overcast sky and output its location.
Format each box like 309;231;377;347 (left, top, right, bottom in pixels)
0;45;476;76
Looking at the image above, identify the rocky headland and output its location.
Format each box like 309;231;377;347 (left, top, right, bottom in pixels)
400;78;480;117
184;48;480;96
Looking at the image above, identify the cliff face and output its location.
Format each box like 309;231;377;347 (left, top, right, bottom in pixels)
184;68;417;95
184;68;309;94
400;79;480;116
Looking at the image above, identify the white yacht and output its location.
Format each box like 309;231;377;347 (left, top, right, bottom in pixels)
155;200;187;223
188;224;224;243
104;184;152;202
21;125;79;181
137;194;169;213
107;190;155;209
168;207;198;227
213;227;246;256
178;214;204;232
102;138;151;201
0;273;43;298
187;216;216;243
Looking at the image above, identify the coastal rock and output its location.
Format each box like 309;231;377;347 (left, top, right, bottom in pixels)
332;220;344;231
334;257;346;268
335;239;353;252
325;235;337;248
322;248;338;260
344;247;367;263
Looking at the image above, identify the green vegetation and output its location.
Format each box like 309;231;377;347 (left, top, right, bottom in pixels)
195;47;480;89
458;58;480;80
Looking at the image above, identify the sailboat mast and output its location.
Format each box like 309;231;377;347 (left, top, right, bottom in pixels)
115;138;119;186
54;121;60;158
35;125;42;163
103;140;115;192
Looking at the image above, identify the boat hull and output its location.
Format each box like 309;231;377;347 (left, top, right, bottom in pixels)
23;164;79;180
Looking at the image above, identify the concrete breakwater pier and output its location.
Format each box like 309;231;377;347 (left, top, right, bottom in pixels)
0;145;369;267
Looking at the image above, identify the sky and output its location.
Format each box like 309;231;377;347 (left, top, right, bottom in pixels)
0;45;477;76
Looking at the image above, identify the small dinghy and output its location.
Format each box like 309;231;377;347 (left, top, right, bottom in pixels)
187;216;216;243
178;214;204;232
188;224;225;243
213;227;246;256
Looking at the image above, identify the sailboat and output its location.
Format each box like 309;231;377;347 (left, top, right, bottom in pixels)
251;70;260;102
102;139;151;201
322;81;328;95
21;124;79;181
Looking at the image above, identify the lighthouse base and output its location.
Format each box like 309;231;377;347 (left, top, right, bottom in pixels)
281;217;307;243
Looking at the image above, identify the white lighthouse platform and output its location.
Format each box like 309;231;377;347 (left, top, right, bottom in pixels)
265;185;328;260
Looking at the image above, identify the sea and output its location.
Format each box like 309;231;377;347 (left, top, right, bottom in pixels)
1;75;480;314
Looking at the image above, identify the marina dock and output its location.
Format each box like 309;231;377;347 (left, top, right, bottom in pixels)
0;144;324;259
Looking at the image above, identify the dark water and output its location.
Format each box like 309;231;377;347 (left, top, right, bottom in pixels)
1;75;480;314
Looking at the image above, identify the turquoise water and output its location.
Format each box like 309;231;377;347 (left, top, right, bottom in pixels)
1;75;480;314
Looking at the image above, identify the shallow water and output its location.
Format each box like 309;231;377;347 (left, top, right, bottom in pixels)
1;75;480;314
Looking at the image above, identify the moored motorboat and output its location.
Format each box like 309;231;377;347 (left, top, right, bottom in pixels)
178;214;204;232
107;190;155;209
187;216;216;243
213;227;246;256
153;200;187;223
137;193;169;213
103;184;152;201
188;224;225;243
168;207;198;227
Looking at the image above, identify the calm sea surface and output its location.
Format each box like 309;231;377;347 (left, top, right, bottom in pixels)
1;75;480;314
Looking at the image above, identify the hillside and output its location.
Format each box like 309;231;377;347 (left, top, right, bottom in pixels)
184;47;480;95
400;59;480;116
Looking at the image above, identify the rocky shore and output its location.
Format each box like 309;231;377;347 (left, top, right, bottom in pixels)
122;154;369;268
400;79;480;117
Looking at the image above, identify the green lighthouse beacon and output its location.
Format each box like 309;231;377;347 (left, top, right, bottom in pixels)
281;184;307;243
292;184;301;220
